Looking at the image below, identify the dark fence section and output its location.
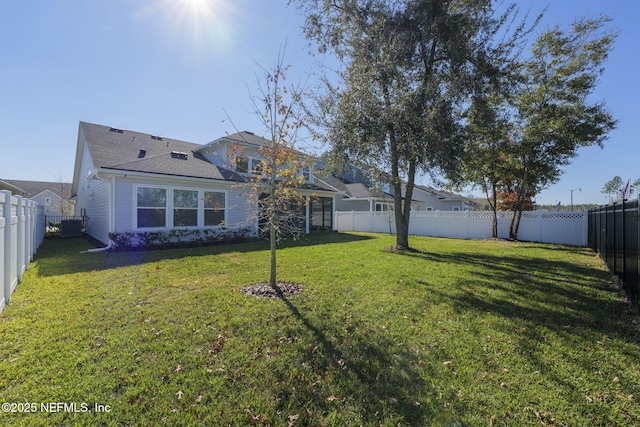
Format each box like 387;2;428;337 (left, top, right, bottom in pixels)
589;199;639;310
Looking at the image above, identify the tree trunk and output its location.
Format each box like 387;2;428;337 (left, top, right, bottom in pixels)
397;158;417;249
268;139;278;288
390;133;410;250
394;191;410;249
380;72;412;250
490;184;498;238
509;209;522;240
509;170;528;240
269;221;277;288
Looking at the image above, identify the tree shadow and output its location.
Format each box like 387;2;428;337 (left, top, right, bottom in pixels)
396;248;639;357
271;287;462;426
33;232;373;277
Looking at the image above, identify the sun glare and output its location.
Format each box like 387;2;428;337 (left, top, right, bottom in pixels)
137;0;239;58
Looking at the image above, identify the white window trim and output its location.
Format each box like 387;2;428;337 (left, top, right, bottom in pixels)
375;202;394;212
173;188;200;229
134;184;168;231
203;189;228;227
133;185;228;231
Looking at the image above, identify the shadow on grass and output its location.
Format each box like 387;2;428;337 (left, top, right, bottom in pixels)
396;248;639;352
33;232;373;277
274;290;456;426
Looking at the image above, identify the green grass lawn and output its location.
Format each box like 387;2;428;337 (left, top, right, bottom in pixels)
0;233;638;426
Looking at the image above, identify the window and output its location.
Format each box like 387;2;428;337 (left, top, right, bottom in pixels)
204;191;226;226
236;157;248;173
45;197;52;206
251;159;264;176
426;207;434;212
173;189;198;227
137;187;167;228
302;166;310;181
136;187;227;229
453;206;460;211
375;202;393;212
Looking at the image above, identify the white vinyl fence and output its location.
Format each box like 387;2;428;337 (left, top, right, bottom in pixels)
335;210;588;246
1;190;45;313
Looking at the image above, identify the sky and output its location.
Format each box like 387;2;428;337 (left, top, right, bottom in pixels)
1;0;637;206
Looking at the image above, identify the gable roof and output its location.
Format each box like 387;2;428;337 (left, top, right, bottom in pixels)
414;185;477;204
194;131;273;153
77;122;337;194
219;131;273;148
80;122;236;182
195;131;311;159
0;179;27;195
1;179;71;198
315;172;392;200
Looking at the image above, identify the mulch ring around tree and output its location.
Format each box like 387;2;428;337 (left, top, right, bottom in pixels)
241;282;303;299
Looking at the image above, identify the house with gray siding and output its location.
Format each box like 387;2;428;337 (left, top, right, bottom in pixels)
315;164;471;213
410;185;477;211
71;122;338;246
1;179;73;217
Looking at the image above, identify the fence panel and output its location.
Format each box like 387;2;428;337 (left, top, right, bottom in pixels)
589;199;639;310
335;209;588;246
623;200;639;307
1;190;45;314
0;192;5;311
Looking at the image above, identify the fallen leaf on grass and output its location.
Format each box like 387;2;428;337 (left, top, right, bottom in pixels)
288;414;299;427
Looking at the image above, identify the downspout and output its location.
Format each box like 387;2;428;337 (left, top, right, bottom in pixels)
80;170;116;253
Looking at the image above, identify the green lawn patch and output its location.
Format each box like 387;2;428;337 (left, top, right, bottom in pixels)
1;233;638;426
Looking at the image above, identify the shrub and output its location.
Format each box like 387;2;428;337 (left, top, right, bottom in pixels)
107;228;256;251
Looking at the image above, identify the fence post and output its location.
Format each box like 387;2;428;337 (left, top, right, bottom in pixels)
25;201;31;263
0;192;5;312
538;210;542;243
637;199;640;309
612;204;615;270
2;190;13;306
16;196;25;283
464;210;469;239
622;200;626;283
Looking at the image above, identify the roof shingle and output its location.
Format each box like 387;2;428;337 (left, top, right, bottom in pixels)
81;122;230;181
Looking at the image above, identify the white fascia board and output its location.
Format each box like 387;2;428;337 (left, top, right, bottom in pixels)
92;168;236;186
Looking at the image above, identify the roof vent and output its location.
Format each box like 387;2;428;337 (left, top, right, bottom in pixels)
138;149;147;158
244;131;254;135
171;151;188;160
151;135;163;141
109;127;125;134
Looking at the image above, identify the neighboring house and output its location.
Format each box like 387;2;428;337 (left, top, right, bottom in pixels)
1;179;74;217
0;179;27;195
71;122;338;246
315;164;470;212
315;172;394;212
411;185;478;211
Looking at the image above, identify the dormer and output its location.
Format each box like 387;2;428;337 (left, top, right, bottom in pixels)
194;131;315;183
